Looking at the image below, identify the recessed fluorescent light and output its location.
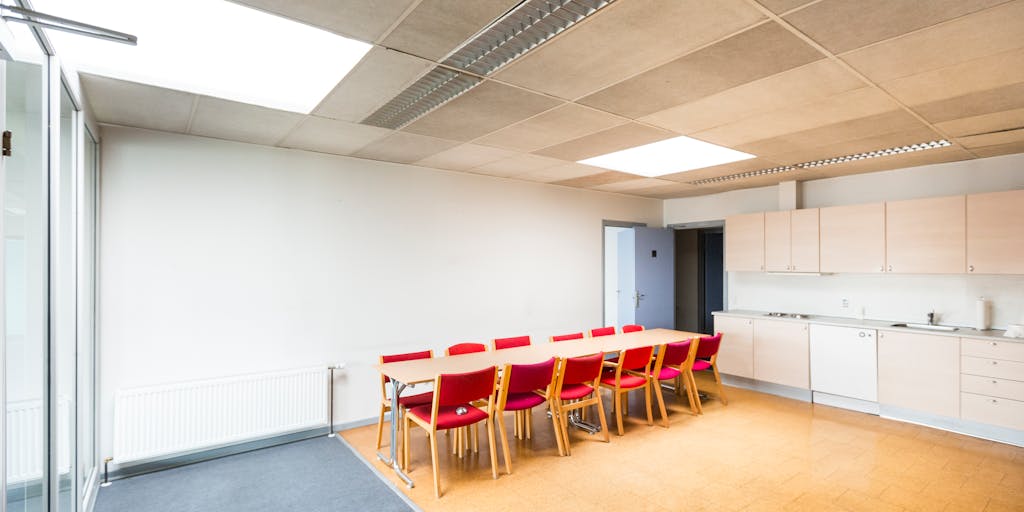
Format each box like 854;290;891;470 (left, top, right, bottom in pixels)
578;136;755;177
32;0;371;113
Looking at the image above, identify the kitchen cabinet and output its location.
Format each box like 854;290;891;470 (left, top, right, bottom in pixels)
819;203;885;273
753;319;809;389
885;195;965;274
877;330;959;418
714;315;753;378
725;213;764;272
967;189;1024;274
764;209;820;272
960;337;1024;430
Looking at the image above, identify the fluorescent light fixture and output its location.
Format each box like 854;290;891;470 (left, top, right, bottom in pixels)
578;136;755;177
32;0;371;113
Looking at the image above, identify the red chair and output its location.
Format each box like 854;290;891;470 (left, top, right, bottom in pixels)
492;335;531;351
589;326;616;337
650;338;701;426
495;358;561;473
600;346;655;435
551;353;609;455
376;350;434;452
550;332;584;342
622;324;644;333
691;333;727;411
404;366;500;498
445;342;486;356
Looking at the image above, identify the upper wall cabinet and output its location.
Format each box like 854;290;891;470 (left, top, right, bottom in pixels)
764;211;791;272
765;209;820;272
967;189;1024;274
725;212;764;272
820;203;885;273
885;195;966;274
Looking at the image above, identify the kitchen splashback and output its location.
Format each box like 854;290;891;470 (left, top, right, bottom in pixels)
728;273;1024;330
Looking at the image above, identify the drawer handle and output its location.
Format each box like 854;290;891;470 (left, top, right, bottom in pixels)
992;380;998;384
992;361;998;365
992;342;998;347
991;399;998;404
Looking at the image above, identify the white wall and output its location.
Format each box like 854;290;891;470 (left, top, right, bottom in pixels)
665;153;1024;330
97;126;661;465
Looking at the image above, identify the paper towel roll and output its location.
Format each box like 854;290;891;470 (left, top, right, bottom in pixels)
975;297;991;331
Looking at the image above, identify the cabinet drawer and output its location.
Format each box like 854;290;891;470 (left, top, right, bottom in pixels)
961;392;1024;430
961;374;1024;401
961;356;1024;380
962;338;1024;363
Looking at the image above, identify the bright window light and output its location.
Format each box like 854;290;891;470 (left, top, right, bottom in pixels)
32;0;371;113
579;136;755;177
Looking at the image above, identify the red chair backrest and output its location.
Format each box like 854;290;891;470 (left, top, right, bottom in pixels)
619;346;654;371
507;358;556;394
447;342;486;356
381;350;432;383
590;326;615;337
661;340;693;366
695;333;723;359
494;335;531;350
437;366;497;406
551;332;584;342
561;353;605;385
622;324;644;333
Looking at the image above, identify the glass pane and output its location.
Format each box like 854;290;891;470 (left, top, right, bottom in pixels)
4;60;47;512
77;128;97;494
55;84;77;512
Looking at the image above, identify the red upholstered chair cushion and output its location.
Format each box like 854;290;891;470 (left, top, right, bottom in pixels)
437;366;497;406
618;346;655;371
494;336;531;350
408;404;488;430
692;360;711;371
695;333;723;359
600;371;647;389
622;324;644;333
504;392;546;411
381;350;433;383
655;366;681;381
590;326;616;337
561;353;604;385
507;358;556;394
559;383;595;400
660;340;692;367
552;332;584;342
446;342;487;356
397;392;434;408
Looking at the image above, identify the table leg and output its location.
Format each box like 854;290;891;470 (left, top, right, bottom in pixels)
375;379;415;488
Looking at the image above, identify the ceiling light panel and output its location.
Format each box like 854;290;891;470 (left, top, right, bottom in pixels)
362;68;482;130
578;136;755;178
32;0;371;113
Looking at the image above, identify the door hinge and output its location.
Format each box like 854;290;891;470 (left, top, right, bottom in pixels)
2;130;11;156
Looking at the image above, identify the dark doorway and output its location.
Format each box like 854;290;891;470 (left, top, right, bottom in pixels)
674;226;724;334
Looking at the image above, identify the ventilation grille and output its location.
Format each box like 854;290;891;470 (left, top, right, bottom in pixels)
362;68;481;129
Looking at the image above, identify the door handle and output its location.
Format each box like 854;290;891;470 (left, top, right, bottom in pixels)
635;291;644;309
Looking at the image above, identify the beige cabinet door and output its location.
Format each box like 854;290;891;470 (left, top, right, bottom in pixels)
886;195;965;274
790;208;820;272
714;315;753;378
764;211;791;272
753;319;809;389
967;189;1024;274
877;330;959;418
820;203;885;273
725;213;765;272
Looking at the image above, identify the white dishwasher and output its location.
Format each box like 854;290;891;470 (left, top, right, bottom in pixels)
809;324;879;414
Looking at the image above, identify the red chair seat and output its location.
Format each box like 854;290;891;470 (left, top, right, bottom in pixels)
559;383;595;400
398;392;434;407
408;404;487;430
655;366;681;380
600;371;647;389
504;392;545;411
692;360;711;371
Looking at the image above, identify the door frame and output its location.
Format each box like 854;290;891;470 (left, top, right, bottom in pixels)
668;221;728;333
601;220;646;328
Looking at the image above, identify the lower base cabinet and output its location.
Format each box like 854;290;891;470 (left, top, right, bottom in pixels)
878;330;959;418
715;315;753;378
753;320;809;389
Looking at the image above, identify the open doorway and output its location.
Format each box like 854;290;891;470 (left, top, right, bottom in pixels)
603;221;644;327
672;223;725;334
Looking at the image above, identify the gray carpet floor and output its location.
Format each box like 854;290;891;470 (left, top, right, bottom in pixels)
94;436;414;512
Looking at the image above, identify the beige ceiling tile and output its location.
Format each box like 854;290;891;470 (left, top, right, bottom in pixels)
231;0;417;42
493;0;765;100
188;97;304;146
413;144;519;171
351;131;459;163
840;1;1024;83
912;82;1024;125
652;184;731;199
658;157;783;183
955;127;1024;148
627;182;702;199
80;74;194;133
640;59;865;134
551;171;639;188
580;22;824;118
313;48;434;122
735;110;929;157
592;178;679;193
969;139;1024;158
533;123;676;161
402;81;562;142
755;0;816;13
692;87;899;147
783;0;1009;54
879;47;1024;106
511;162;608;183
279;116;392;155
469;153;566;178
473;104;628;152
934;107;1024;137
381;0;519;61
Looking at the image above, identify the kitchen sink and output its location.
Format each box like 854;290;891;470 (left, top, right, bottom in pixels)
889;323;959;332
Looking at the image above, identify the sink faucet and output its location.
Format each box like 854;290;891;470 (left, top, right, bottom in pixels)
927;311;936;325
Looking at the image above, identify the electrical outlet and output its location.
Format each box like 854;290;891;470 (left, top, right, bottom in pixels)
841;298;849;308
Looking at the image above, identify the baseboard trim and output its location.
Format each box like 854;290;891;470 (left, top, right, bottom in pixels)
812;392;880;415
721;375;812;402
879;405;1024;448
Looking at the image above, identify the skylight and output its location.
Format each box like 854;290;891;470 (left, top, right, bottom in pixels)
578;136;755;177
32;0;371;113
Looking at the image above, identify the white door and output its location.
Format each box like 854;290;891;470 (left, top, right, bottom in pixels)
616;228;635;326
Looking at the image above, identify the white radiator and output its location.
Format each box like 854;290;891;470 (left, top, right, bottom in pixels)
113;367;328;463
6;398;71;484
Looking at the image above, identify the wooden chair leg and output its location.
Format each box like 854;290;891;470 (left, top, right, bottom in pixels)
497;411;512;475
643;384;653;427
594;393;610;443
622;392;629;417
472;423;479;453
403;413;411;471
548;402;565;456
375;405;387;450
681;371;699;415
558;406;572;456
689;371;704;414
486;418;498;480
713;365;729;405
653;379;669;427
525;408;532;439
613;390;624;436
429;431;441;498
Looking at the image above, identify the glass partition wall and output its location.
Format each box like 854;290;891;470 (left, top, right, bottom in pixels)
1;15;99;512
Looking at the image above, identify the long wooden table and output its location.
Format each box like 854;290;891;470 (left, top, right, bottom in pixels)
374;328;702;487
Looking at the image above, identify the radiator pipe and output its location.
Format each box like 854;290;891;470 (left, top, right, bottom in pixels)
327;364;343;437
101;457;113;487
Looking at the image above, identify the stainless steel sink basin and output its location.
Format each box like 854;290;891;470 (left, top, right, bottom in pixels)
890;323;959;332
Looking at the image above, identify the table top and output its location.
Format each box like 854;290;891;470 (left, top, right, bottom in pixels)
376;328;704;385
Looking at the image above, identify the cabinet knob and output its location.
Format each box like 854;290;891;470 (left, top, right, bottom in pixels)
969;265;975;272
992;380;998;384
992;342;998;347
888;265;893;272
992;361;998;365
991;399;998;404
879;266;884;272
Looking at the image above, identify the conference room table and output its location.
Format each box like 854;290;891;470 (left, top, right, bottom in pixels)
374;327;703;488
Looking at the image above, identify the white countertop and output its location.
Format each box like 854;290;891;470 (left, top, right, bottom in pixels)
713;309;1021;343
